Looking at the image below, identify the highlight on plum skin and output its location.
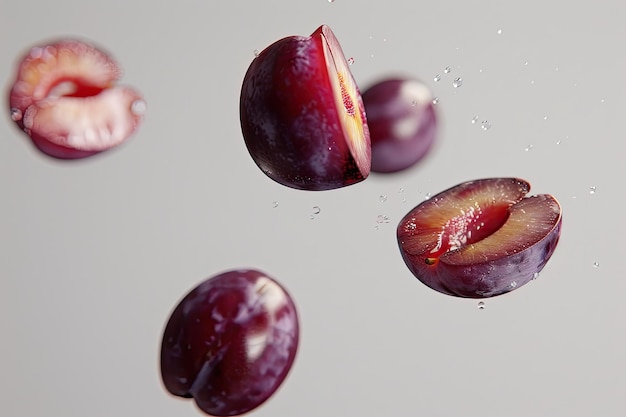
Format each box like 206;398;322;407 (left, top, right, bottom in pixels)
8;38;146;160
397;178;562;298
239;24;371;191
361;77;437;173
160;269;299;416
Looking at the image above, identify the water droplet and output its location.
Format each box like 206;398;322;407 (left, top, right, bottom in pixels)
376;215;390;224
510;281;517;288
589;186;596;195
471;116;479;124
434;74;441;82
600;98;605;103
348;57;355;65
524;61;529;66
543;115;548;120
444;66;451;74
452;77;463;88
432;97;439;104
10;108;22;121
310;215;315;220
272;201;279;208
555;67;560;72
253;49;260;57
370;53;375;58
481;120;491;131
478;302;485;310
497;29;502;35
424;192;432;200
383;38;388;42
530;80;535;85
524;144;533;152
398;187;404;193
131;99;146;115
379;195;387;203
556;139;562;145
312;206;321;215
411;99;417;107
402;198;407;203
328;0;335;3
593;261;600;268
532;272;539;280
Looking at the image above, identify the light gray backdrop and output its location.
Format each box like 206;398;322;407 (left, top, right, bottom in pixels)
1;1;624;416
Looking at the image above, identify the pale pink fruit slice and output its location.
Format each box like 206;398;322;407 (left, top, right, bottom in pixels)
8;39;145;159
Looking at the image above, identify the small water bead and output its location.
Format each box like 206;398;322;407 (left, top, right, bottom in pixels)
379;195;387;203
452;77;463;88
477;302;485;310
434;74;441;82
481;120;491;131
543;115;548;120
398;187;404;194
556;139;562;145
424;192;432;200
376;215;390;224
593;261;600;268
444;66;451;74
524;144;533;152
471;116;479;124
131;99;147;115
411;99;417;107
510;281;517;288
524;61;529;66
600;98;605;103
432;97;439;104
272;201;279;208
530;80;535;85
347;57;355;65
253;49;260;57
312;206;321;215
497;29;503;35
10;108;22;122
589;186;596;195
532;272;539;280
328;0;335;3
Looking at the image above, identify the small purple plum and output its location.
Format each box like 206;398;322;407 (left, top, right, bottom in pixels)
361;77;437;173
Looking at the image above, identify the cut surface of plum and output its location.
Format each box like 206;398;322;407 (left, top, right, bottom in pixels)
239;24;371;191
160;269;299;416
8;39;145;159
397;178;562;298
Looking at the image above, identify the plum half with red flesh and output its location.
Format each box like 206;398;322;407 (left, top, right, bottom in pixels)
8;39;145;159
397;178;562;298
160;269;299;416
239;25;371;191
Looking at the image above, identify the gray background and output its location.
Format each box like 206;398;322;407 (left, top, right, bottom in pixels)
1;1;624;416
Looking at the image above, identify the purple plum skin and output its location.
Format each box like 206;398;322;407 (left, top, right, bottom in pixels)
362;78;437;173
160;269;299;416
239;26;370;191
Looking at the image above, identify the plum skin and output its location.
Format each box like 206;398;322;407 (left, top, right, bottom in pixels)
160;269;299;416
362;78;437;173
239;25;370;191
397;179;562;298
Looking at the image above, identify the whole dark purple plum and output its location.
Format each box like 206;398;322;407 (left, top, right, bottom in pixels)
160;269;299;416
362;77;437;173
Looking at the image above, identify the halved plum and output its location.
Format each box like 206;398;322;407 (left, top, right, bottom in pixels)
239;25;371;191
160;269;299;416
397;178;562;298
8;39;145;159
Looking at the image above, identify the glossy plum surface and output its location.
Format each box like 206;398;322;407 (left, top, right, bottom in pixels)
160;269;299;416
8;39;145;159
240;25;371;191
362;78;437;173
397;178;562;298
